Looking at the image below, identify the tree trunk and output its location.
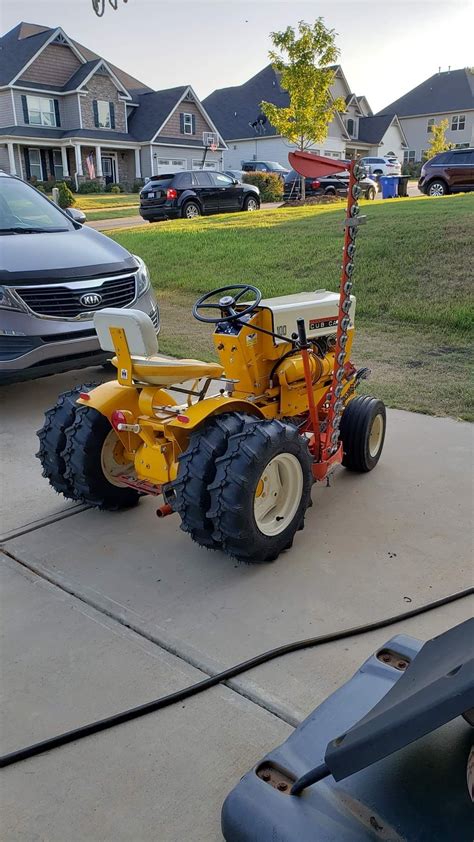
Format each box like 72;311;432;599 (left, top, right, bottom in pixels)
300;138;305;201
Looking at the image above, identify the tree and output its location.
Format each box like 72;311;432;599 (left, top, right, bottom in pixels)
56;181;75;209
261;19;345;199
427;119;453;157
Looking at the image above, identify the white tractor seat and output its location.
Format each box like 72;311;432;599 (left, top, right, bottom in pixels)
94;307;223;387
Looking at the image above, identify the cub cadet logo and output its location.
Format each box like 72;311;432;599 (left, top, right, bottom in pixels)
80;292;103;308
309;316;339;331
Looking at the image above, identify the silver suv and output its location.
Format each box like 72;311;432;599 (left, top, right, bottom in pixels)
0;173;159;383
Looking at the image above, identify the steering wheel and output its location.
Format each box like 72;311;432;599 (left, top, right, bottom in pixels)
193;284;262;324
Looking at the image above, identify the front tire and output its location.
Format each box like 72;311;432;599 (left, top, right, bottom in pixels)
182;201;201;219
208;420;313;562
427;180;448;196
366;186;376;200
36;383;97;499
169;412;256;549
340;396;386;472
243;195;259;211
63;407;140;509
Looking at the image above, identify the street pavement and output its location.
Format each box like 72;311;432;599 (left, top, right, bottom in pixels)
1;366;472;840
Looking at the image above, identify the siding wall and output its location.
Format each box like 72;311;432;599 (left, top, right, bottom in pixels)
400;112;474;161
378;122;406;161
80;72;127;132
159;99;214;141
60;94;82;128
0;91;15;127
0;144;10;172
18;43;82;86
223;135;346;170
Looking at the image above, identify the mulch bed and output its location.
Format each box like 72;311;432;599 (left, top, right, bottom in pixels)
282;195;344;207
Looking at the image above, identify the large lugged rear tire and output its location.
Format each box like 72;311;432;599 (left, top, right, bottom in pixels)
36;383;97;499
340;395;386;472
169;412;257;549
208;420;313;562
63;407;140;509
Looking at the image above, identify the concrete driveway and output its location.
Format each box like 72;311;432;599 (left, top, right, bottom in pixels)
1;367;472;840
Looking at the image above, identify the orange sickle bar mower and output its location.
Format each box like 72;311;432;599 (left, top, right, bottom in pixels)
288;150;368;482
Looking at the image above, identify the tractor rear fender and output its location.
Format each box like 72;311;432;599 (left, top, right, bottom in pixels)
77;380;142;417
165;395;265;450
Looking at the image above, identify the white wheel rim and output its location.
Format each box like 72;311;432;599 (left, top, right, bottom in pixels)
247;199;258;211
100;430;129;487
253;453;303;537
186;204;199;218
368;413;384;458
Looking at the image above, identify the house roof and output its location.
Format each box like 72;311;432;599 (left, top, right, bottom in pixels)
357;114;394;144
127;86;188;141
0;125;133;142
377;68;474;117
203;64;290;140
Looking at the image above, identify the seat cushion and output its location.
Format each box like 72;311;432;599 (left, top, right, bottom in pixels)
94;308;159;356
131;355;224;386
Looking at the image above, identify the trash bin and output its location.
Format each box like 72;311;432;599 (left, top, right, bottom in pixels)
380;175;399;199
398;175;409;197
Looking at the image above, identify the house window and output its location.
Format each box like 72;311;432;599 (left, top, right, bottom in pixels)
27;96;56;127
427;118;435;133
451;114;465;131
97;100;111;129
403;150;416;163
53;149;64;180
346;118;355;137
182;113;193;135
28;148;43;180
192;159;219;171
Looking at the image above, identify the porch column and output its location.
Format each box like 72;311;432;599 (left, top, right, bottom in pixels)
74;144;83;176
60;145;69;177
95;146;103;177
134;148;141;178
7;142;17;175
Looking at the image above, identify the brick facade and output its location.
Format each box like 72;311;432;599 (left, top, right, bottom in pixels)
80;71;127;132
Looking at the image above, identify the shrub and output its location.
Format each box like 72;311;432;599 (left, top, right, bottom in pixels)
402;161;422;178
77;181;103;194
105;182;125;193
56;181;75;209
132;179;145;193
242;171;283;202
35;184;46;193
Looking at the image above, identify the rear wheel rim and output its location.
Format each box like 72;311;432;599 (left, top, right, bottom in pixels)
368;413;384;457
185;204;199;218
100;430;130;487
253;453;303;537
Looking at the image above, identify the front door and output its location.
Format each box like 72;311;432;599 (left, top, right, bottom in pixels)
192;171;220;214
210;171;243;211
101;156;115;184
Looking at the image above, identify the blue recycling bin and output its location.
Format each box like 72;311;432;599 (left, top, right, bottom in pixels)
380;175;399;199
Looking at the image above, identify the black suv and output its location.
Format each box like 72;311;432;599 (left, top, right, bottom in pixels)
140;171;260;221
284;170;378;200
241;161;289;178
418;148;474;196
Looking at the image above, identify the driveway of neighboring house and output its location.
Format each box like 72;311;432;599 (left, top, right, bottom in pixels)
1;366;471;841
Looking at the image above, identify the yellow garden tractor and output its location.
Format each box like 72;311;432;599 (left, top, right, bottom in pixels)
37;153;386;563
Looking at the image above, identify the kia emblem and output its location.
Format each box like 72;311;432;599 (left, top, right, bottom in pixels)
80;292;103;307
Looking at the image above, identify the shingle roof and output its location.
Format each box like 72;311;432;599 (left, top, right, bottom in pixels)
0;23;53;86
127;87;188;141
377;68;474;117
0;126;133;142
357;114;395;144
203;65;289;140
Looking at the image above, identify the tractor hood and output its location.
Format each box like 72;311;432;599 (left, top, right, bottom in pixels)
0;225;138;284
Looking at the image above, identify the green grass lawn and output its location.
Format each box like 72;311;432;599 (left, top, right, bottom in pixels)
85;207;140;221
75;193;138;210
110;194;474;420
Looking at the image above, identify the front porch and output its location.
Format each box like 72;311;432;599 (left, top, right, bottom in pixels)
2;140;142;190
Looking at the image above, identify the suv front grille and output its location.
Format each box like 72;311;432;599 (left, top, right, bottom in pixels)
15;275;136;319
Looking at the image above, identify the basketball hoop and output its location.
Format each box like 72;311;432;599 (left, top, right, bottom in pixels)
92;0;128;17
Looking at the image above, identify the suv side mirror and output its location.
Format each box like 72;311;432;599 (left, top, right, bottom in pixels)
66;207;86;223
232;178;239;185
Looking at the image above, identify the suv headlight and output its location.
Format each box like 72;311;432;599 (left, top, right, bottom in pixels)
133;256;151;296
0;286;27;312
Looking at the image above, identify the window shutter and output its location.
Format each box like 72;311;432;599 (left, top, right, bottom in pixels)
93;100;99;128
40;149;48;181
21;95;29;124
24;148;31;180
54;100;61;127
180;113;184;133
109;102;115;129
48;150;55;178
191;114;196;135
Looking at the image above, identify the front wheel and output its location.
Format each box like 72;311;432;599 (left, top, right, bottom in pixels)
340;396;386;472
427;180;448;196
182;201;201;219
63;407;140;509
208;420;313;562
366;186;376;200
243;195;259;211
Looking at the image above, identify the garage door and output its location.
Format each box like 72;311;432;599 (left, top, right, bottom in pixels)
156;158;187;175
192;159;219;171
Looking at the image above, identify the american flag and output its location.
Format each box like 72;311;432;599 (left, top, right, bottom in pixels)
86;152;96;180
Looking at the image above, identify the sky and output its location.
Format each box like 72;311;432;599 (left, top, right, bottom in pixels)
1;0;473;111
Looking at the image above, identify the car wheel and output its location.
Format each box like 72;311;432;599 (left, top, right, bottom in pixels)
244;195;259;211
182;201;201;219
427;180;448;196
366;186;376;200
324;188;336;196
373;169;383;176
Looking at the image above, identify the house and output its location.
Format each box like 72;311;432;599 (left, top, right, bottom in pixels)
203;64;407;168
377;68;474;164
0;22;226;187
